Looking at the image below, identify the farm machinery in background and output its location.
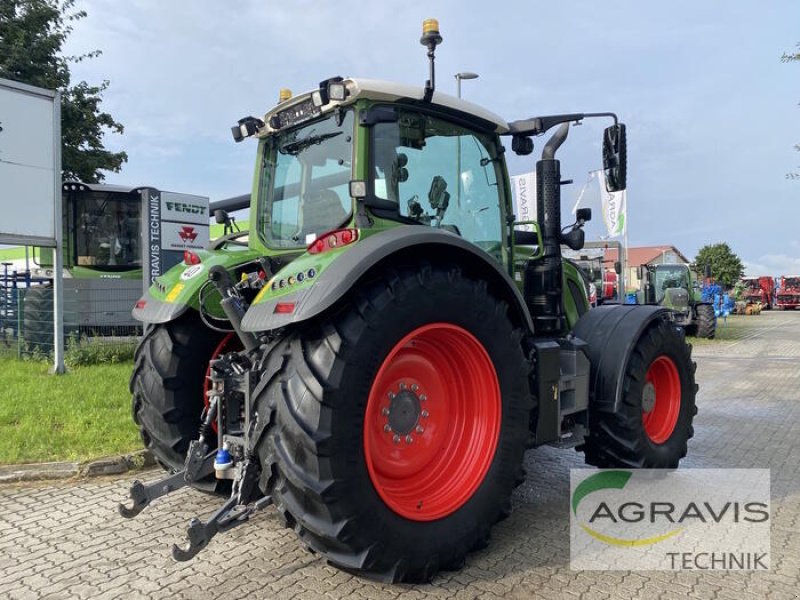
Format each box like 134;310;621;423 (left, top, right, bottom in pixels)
564;241;623;306
776;276;800;310
736;276;775;315
12;182;209;352
637;263;716;338
120;20;698;583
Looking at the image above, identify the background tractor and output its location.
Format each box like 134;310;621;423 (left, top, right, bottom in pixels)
122;20;698;583
17;182;208;353
638;263;716;338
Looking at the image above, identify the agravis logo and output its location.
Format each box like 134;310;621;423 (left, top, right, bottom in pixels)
570;469;771;571
572;470;683;547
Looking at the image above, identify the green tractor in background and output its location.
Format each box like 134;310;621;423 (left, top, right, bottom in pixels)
638;263;716;339
121;20;698;582
22;183;146;351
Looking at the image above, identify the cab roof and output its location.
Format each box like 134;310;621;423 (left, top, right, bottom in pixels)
264;77;510;134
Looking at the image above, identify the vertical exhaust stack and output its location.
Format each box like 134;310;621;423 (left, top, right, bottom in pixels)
420;19;442;102
525;123;570;335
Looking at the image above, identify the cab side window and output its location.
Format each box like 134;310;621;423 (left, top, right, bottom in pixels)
372;110;504;258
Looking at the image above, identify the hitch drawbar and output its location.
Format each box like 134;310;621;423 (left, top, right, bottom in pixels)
118;450;272;561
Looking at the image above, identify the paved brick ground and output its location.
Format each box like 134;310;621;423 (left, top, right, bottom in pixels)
2;312;799;599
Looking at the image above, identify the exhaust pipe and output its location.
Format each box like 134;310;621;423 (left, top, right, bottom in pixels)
525;123;570;335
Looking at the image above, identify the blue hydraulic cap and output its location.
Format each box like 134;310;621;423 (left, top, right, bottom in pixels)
214;442;233;471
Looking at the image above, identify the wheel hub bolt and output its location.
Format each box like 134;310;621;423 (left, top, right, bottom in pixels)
393;434;400;444
399;383;407;390
419;395;427;402
421;410;429;418
411;384;419;392
387;392;395;400
405;435;413;444
416;425;424;434
384;424;392;432
382;407;390;416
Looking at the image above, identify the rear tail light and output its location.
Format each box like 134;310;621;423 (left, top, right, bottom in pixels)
274;302;296;314
307;228;359;255
184;250;201;265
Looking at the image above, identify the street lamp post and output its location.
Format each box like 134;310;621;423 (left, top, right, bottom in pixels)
454;72;479;208
454;71;479;99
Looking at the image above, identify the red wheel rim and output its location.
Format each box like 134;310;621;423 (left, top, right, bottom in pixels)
641;355;681;444
203;333;242;429
363;323;501;521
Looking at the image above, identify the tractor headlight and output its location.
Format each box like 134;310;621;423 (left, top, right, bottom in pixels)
328;81;348;101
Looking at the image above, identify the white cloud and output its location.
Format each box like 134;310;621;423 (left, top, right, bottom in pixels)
743;254;800;277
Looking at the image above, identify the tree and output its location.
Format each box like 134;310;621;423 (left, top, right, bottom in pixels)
783;43;799;180
695;243;744;289
0;0;126;182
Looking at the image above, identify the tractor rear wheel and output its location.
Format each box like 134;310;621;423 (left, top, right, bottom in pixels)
695;304;716;339
130;312;229;475
23;285;54;354
253;264;532;582
584;318;697;468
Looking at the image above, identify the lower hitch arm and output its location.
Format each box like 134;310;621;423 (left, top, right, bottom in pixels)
171;458;271;561
117;439;216;518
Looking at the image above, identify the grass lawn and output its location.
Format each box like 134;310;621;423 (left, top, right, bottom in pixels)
0;355;141;464
0;246;27;261
690;314;756;344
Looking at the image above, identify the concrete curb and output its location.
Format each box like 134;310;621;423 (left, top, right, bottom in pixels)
0;449;155;484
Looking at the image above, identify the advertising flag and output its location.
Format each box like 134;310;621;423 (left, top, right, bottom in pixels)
599;170;626;238
510;172;536;231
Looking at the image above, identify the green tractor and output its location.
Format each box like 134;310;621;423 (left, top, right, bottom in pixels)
23;183;145;352
121;21;698;582
638;263;716;339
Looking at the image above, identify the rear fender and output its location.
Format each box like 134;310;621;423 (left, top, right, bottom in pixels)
572;305;674;413
132;248;263;324
241;225;534;333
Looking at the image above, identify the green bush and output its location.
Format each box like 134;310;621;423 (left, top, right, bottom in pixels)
64;333;136;367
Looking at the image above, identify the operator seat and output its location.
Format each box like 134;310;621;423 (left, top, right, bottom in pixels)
302;189;347;236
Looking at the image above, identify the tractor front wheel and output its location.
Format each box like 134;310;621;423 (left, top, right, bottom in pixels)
584;318;697;468
253;264;532;582
695;303;716;339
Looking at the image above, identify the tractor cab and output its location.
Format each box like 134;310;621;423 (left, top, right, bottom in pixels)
640;263;693;320
32;183;143;278
61;183;143;273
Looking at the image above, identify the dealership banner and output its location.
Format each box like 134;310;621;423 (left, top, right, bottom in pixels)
510;172;536;231
570;469;770;571
598;169;626;238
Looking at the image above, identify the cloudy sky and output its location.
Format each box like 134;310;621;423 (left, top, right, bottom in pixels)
62;0;799;276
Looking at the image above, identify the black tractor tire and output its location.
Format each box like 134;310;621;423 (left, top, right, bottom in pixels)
23;284;54;354
583;318;697;469
252;263;533;583
694;303;716;339
130;311;229;474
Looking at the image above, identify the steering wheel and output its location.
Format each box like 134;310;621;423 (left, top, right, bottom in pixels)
209;230;249;250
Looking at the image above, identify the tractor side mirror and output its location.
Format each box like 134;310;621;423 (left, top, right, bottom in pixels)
602;123;627;192
614;261;621;275
561;228;585;251
214;209;229;225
